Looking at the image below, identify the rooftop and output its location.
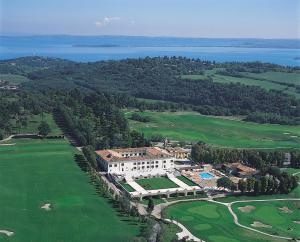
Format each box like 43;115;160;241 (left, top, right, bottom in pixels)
95;147;172;163
224;162;257;174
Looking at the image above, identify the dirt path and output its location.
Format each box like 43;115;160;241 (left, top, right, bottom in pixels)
209;198;300;241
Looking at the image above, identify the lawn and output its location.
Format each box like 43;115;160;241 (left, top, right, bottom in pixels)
232;200;300;239
0;138;141;242
119;181;136;192
136;177;179;190
176;176;197;186
126;110;300;149
164;201;287;242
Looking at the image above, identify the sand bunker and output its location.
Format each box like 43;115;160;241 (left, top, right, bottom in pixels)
0;230;14;237
290;136;298;138
283;132;290;135
41;203;51;211
293;221;300;224
278;206;293;213
238;205;255;213
251;221;272;228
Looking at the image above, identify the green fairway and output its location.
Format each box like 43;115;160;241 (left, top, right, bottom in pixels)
126;110;300;149
0;74;31;85
232;200;300;239
136;177;179;190
13;113;62;136
182;70;300;98
164;201;285;242
0;139;140;242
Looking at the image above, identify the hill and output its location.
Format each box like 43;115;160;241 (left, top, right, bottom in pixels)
0;56;300;125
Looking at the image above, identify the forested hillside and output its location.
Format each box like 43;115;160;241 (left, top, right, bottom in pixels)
1;56;300;124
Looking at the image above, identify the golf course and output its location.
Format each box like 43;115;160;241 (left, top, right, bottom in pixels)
0;138;141;242
164;200;287;242
232;200;300;239
126;110;300;149
182;70;300;99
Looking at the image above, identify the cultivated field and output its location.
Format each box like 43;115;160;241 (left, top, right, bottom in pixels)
164;201;285;242
126;110;300;149
0;138;140;242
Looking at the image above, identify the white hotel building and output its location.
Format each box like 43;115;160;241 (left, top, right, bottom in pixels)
95;147;175;175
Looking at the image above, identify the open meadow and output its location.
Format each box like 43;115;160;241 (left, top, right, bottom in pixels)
126;110;300;149
0;138;141;242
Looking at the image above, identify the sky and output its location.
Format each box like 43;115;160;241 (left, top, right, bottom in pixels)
1;0;299;38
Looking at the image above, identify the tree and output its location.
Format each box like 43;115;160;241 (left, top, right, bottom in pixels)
260;176;268;194
238;179;246;194
254;180;261;195
38;121;51;137
217;177;234;190
147;198;154;212
246;177;256;192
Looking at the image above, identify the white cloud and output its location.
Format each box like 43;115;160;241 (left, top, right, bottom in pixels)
95;17;120;27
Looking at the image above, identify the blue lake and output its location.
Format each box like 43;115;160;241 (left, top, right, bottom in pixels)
0;36;299;66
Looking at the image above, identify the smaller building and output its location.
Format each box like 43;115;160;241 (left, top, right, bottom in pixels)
165;147;190;159
222;162;258;178
283;153;291;167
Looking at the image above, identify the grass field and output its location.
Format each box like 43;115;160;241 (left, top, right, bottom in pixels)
12;113;62;136
176;176;197;186
119;181;136;192
182;70;300;98
136;177;179;190
126;110;300;149
232;200;300;239
0;74;31;84
0;138;141;242
164;201;285;242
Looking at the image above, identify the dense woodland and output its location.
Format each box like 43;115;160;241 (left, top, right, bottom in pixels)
0;90;149;149
1;56;300;124
191;142;300;171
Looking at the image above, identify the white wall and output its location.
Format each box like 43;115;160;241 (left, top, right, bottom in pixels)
105;158;175;175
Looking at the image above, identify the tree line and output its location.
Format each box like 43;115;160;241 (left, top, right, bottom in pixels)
191;142;300;171
1;56;300;125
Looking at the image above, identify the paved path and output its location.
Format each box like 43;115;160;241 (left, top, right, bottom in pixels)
167;173;191;189
164;219;202;242
209;198;300;241
0;134;43;143
125;177;147;194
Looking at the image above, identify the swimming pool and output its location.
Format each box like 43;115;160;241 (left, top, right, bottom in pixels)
199;172;214;179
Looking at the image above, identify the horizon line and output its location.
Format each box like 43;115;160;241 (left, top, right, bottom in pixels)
1;33;300;41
